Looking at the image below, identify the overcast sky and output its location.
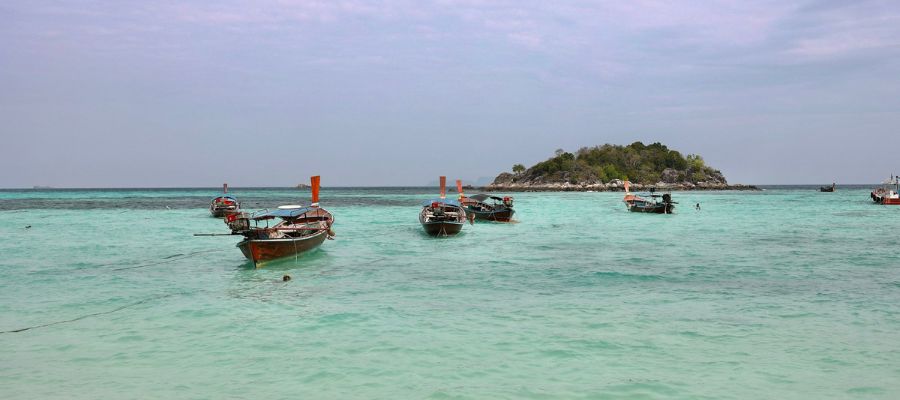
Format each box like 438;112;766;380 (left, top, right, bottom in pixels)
2;0;899;187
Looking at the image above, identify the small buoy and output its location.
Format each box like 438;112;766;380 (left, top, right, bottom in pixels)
282;275;291;282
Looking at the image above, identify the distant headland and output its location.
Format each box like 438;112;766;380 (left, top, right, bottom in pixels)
485;142;758;191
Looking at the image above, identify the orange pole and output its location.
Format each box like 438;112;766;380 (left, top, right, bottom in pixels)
439;176;446;199
456;179;464;199
223;183;228;194
311;176;320;204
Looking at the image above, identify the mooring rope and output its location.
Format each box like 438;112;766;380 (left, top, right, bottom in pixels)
89;249;221;269
111;249;227;271
0;292;183;334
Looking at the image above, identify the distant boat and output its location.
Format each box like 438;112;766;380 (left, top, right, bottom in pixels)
623;181;676;214
210;183;241;218
32;185;53;189
871;176;900;205
420;176;467;236
457;180;515;222
225;176;334;267
819;183;836;192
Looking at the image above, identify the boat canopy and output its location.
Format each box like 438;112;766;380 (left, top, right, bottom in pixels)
212;195;238;201
421;198;461;207
250;207;316;220
468;194;503;202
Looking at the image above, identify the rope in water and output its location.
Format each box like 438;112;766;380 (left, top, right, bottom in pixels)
111;249;228;271
0;292;184;334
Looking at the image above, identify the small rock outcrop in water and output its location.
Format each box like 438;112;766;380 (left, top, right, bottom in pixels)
487;142;757;191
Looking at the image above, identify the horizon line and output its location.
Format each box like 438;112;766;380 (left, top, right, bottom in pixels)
0;183;881;190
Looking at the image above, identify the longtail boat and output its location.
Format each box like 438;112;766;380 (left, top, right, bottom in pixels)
419;176;467;236
871;176;900;205
210;183;241;218
623;181;676;214
224;176;334;267
457;180;515;222
819;183;836;192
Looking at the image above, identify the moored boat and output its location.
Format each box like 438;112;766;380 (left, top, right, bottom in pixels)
210;183;241;218
224;176;334;267
420;176;467;236
819;183;836;192
871;176;900;205
457;180;515;222
623;181;676;214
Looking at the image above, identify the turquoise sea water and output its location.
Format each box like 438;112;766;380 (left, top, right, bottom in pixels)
1;187;899;399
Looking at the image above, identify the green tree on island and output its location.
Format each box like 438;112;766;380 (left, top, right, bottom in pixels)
504;141;724;185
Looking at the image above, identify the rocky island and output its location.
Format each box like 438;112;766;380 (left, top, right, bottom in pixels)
486;142;757;192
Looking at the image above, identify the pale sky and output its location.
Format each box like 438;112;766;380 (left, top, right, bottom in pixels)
2;0;899;187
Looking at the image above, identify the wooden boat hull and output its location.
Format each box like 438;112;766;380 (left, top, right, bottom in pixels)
420;221;464;236
628;203;674;214
466;207;514;222
419;201;466;236
236;230;328;266
211;208;240;218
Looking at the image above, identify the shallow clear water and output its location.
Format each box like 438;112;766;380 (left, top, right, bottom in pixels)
1;187;899;399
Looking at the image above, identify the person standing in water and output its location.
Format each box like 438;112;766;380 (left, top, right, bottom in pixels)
695;203;701;211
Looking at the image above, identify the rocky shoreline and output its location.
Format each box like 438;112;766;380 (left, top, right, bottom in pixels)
478;179;759;192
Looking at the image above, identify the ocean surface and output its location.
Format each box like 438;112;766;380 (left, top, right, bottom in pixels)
1;186;899;399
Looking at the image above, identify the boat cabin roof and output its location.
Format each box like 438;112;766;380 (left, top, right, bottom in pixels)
468;194;503;202
251;206;318;220
212;195;238;201
421;198;461;207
